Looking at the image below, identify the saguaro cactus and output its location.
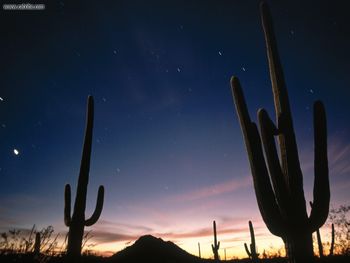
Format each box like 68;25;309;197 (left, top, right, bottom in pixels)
230;2;330;263
64;96;105;259
244;221;259;261
34;232;40;255
198;242;201;258
330;223;335;256
212;220;220;261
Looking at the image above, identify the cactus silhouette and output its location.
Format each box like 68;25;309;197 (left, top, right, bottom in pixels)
198;242;201;258
64;96;104;259
330;223;335;256
329;223;334;256
34;232;40;255
230;2;330;263
310;202;335;257
244;221;259;261
211;220;220;261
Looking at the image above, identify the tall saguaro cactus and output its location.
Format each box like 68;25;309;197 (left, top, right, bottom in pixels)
64;96;105;259
230;2;330;263
212;220;220;261
244;221;259;261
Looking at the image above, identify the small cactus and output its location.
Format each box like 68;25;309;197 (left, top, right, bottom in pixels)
198;242;201;258
34;232;40;255
64;96;104;259
330;223;335;256
244;221;259;261
211;220;220;261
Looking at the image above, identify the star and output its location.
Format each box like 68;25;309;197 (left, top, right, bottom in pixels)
13;149;19;155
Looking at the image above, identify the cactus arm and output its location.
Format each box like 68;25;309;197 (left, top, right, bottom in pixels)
309;201;324;257
258;109;290;216
244;243;251;257
261;1;301;182
231;77;285;236
64;184;71;227
260;2;290;117
316;227;324;257
261;1;307;219
85;185;105;226
250;122;285;237
330;223;334;256
309;101;330;231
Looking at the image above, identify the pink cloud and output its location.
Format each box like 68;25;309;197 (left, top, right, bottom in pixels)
169;176;251;203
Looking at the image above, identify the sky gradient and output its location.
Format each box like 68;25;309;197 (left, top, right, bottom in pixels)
1;0;350;259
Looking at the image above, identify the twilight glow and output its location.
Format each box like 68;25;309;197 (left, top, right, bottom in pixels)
0;0;349;260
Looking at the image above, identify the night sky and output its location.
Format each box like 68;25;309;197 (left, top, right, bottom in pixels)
1;0;350;258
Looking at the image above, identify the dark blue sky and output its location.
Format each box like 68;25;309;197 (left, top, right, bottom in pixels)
0;0;349;257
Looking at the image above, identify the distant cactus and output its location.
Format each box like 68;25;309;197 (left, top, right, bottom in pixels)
198;242;201;258
330;223;335;256
310;201;335;257
211;220;220;261
230;2;330;263
34;232;40;255
64;96;105;259
244;221;259;261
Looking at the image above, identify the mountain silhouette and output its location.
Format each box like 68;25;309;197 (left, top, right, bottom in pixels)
110;235;208;263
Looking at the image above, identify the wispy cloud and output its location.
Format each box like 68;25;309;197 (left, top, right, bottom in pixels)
96;220;153;233
299;134;350;177
169;176;251;203
89;231;138;243
328;135;350;177
156;225;249;240
0;215;19;228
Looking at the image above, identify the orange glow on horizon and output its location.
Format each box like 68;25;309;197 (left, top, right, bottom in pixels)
88;229;285;259
85;226;335;259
